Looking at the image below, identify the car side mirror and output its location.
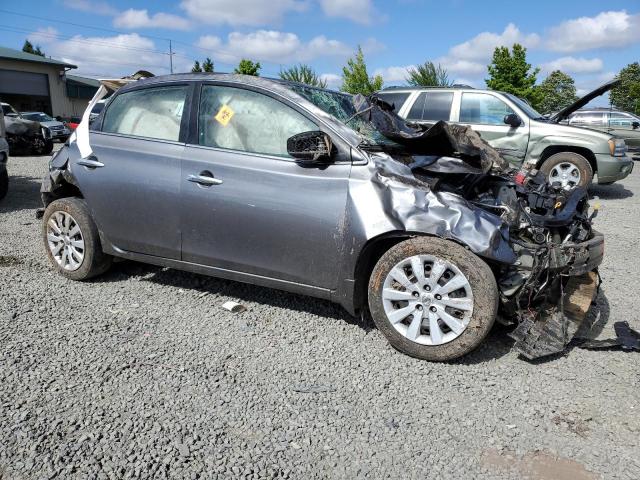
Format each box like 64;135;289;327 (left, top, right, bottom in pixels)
287;131;333;163
504;113;522;128
633;121;640;130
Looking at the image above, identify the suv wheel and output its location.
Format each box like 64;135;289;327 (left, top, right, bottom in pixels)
540;152;593;190
43;198;112;280
368;237;498;361
0;168;7;201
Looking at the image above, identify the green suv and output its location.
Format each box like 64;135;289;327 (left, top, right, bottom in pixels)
375;80;633;189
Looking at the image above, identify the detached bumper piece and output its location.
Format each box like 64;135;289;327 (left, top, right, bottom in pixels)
510;271;600;360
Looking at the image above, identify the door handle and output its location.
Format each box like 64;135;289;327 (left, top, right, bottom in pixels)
77;155;104;168
188;171;223;186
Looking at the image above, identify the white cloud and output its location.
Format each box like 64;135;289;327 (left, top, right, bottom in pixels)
319;0;376;24
196;30;351;63
181;0;307;26
448;23;540;61
63;0;117;16
113;9;191;30
373;65;413;83
547;11;640;53
30;28;171;77
320;73;342;89
427;23;537;83
541;56;603;74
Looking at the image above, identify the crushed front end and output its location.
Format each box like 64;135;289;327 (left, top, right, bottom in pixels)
456;169;602;359
351;95;604;360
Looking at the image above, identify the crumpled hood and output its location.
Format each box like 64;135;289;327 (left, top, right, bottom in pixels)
353;94;509;174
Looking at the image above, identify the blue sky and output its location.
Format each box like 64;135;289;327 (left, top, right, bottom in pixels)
1;0;639;105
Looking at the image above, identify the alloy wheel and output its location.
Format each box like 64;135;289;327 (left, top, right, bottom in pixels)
381;254;474;346
549;162;581;190
46;211;85;271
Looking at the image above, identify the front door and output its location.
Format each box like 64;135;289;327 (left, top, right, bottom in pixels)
456;92;529;165
181;84;351;289
73;84;189;259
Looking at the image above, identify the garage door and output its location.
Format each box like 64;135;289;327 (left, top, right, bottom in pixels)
0;69;49;96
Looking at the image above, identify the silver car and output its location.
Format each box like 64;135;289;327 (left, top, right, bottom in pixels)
39;74;604;361
20;112;71;142
376;80;633;190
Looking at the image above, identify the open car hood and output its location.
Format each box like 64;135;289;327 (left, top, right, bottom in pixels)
549;79;620;123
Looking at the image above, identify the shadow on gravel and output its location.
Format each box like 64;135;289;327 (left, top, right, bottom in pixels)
0;175;43;213
97;261;374;331
589;183;633;200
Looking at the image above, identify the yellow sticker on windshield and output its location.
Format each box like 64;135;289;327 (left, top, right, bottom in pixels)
215;105;234;126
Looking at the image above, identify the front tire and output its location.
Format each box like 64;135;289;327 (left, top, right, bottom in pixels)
368;237;498;361
43;198;112;280
540;152;593;190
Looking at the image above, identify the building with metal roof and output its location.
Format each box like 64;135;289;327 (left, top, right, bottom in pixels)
0;46;98;118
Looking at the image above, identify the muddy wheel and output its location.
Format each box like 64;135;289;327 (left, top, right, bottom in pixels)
0;168;7;201
43;198;112;280
540;152;593;190
368;236;498;361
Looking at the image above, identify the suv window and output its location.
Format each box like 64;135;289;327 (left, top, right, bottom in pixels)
407;92;454;122
460;93;514;125
102;86;187;141
375;92;410;112
608;112;637;127
198;85;317;157
422;92;454;121
569;112;605;126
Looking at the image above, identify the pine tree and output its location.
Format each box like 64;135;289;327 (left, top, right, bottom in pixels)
340;46;383;95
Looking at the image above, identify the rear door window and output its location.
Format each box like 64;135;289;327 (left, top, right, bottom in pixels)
375;92;410;112
422;92;454;121
459;93;514;125
198;85;317;157
569;112;605;126
407;92;427;120
102;86;188;141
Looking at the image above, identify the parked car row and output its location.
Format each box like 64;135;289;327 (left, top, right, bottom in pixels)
374;79;634;190
39;73;606;361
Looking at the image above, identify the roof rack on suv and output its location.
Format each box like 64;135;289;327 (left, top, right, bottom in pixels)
381;84;475;91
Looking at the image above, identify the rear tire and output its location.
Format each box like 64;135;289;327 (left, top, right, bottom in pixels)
43;197;112;280
540;152;593;190
368;236;498;361
0;168;8;201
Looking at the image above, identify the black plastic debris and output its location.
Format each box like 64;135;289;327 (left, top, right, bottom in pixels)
575;322;640;352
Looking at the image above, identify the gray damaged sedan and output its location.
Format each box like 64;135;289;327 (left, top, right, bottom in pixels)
40;74;604;361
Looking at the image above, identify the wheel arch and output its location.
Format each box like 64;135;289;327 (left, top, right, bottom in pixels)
352;231;473;314
536;146;597;172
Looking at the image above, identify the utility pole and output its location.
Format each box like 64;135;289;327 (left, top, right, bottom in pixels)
169;39;174;74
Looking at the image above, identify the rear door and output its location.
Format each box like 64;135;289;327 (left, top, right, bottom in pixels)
180;83;351;288
455;92;529;164
74;83;190;259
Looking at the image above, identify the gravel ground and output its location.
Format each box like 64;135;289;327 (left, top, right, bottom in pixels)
1;146;639;480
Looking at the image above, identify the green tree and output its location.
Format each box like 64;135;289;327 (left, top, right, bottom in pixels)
486;44;541;108
340;46;383;95
610;62;640;115
536;70;579;114
191;60;202;73
22;39;45;57
279;64;327;88
406;61;452;87
202;57;214;73
234;59;261;76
